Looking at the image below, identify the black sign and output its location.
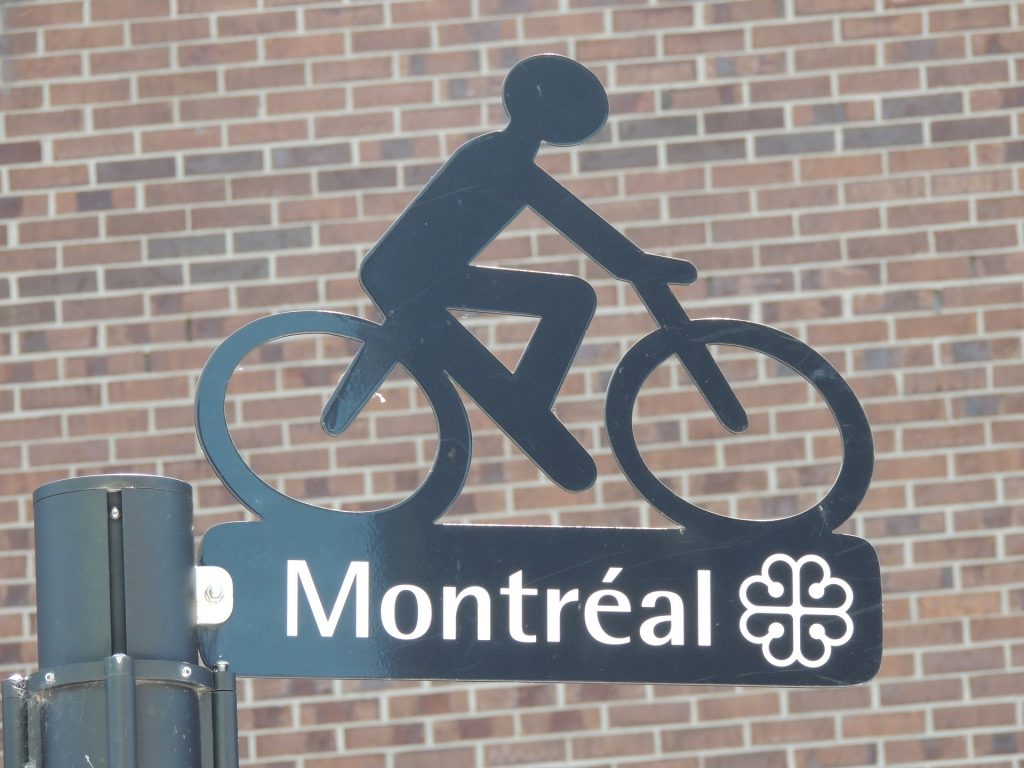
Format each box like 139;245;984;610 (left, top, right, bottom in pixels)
195;55;881;686
200;515;880;685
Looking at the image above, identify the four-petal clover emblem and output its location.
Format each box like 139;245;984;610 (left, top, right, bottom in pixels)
739;554;854;669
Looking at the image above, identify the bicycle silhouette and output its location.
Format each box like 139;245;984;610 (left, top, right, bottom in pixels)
196;55;873;543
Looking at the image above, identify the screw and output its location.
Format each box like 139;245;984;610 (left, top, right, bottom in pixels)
204;584;224;603
180;665;192;679
110;506;121;520
43;672;55;685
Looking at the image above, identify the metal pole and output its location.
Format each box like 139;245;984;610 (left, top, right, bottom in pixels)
105;655;138;768
2;475;238;768
212;664;240;768
1;677;26;765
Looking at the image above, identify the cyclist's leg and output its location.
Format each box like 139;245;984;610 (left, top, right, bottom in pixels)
438;266;598;491
447;265;596;408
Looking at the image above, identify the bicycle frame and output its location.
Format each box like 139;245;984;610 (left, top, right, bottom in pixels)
632;278;749;434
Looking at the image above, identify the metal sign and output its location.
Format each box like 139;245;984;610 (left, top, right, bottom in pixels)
195;55;881;686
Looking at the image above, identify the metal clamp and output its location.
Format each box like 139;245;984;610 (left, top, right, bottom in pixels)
196;565;234;626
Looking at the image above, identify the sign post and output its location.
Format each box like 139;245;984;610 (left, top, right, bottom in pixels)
5;53;884;766
2;475;238;768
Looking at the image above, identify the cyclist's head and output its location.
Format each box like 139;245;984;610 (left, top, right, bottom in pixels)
503;55;608;146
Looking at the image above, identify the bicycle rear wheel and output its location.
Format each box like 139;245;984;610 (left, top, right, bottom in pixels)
195;311;471;527
605;319;873;543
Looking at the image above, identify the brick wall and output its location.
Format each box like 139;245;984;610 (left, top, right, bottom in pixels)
2;0;1023;765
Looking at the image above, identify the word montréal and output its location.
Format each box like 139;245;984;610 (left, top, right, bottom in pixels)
287;560;713;648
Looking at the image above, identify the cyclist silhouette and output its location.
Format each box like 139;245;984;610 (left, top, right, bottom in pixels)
321;55;697;493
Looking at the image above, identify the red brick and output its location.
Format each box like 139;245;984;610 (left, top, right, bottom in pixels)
706;751;788;768
435;714;515;742
64;240;141;267
139;71;218;98
91;47;170;75
44;24;123;50
9;164;89;191
359;81;438;109
929;60;1010;88
267;87;348;115
973;30;1024;55
752;717;834;744
255;729;337;758
754;20;833;47
5;53;82;81
712;160;794;188
130;17;209;45
180;40;257;67
180;95;260;121
0;31;38;57
21;384;101;410
145;180;225;207
353;26;431;53
0;84;44;111
304;5;383;28
5;2;82;28
93;0;168;21
5;108;83;137
839;68;920;94
232;174;311;200
843;708;925;741
665;29;745;55
796;43;876;71
0;247;57;272
19;216;98;243
936;224;1018;253
226;63;305;91
218;10;295;36
795;743;877;768
94;102;173;130
698;692;781;721
923;645;1006;674
53;133;136;161
706;0;785;24
884;736;968;764
574;732;655;759
795;0;873;13
524;12;604;39
801;207;880;235
801;154;882;180
139;127;220;154
709;52;788;79
107;210;186;237
935;703;1017;731
191;203;271;230
842;12;922;39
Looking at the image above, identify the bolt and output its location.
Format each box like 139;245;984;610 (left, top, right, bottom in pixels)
44;672;55;685
180;665;192;679
204;584;224;603
215;661;229;672
110;506;121;520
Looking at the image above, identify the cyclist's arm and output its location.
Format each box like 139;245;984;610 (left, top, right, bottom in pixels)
524;165;696;285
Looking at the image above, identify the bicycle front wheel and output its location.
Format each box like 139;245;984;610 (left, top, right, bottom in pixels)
605;319;873;543
195;311;471;527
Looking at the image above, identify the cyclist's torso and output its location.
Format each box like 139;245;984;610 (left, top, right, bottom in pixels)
359;131;533;313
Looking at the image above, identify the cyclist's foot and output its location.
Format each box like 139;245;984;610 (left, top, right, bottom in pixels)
512;409;597;492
